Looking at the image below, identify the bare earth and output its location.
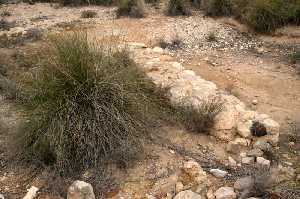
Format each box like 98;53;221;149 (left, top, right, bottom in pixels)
0;3;299;199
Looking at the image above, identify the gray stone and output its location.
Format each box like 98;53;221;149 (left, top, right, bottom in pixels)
67;180;95;199
215;187;236;199
209;169;228;178
253;140;272;151
234;176;254;191
247;148;263;157
174;190;202;199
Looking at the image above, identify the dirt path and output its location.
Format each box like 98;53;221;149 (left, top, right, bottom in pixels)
0;3;299;199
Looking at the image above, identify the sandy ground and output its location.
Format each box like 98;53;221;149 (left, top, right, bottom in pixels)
0;2;299;199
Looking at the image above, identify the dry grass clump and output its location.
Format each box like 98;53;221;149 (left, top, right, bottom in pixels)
117;0;145;18
81;10;98;18
0;18;14;31
166;0;191;16
175;97;223;133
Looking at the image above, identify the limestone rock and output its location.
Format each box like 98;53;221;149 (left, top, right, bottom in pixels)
256;157;270;168
237;120;252;138
241;157;254;165
181;160;208;185
67;180;95;199
153;47;164;53
206;189;215;199
174;190;202;199
253;140;272;151
209;169;228;178
215;187;236;199
23;186;39;199
234;176;254;191
176;182;184;193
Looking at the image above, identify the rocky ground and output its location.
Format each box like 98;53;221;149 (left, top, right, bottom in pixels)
0;2;299;199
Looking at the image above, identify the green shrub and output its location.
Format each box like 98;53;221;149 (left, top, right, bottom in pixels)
81;10;98;18
117;0;145;18
204;0;232;16
242;0;289;33
166;0;191;16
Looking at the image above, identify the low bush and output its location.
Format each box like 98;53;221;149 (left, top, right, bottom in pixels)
1;9;11;17
166;0;190;16
175;97;223;133
206;31;217;42
117;0;145;18
81;10;97;18
204;0;232;16
291;50;300;64
158;37;183;50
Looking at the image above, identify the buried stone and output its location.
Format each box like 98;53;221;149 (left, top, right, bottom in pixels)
250;121;267;137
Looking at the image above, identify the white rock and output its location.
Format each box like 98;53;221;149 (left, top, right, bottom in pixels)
257;157;270;168
146;194;157;199
174;190;202;199
247;148;263;157
67;180;95;199
153;47;164;53
237;120;252;138
215;187;236;199
23;186;39;199
232;138;250;146
252;100;258;105
129;42;147;49
228;156;237;167
209;169;228;178
242;157;255;165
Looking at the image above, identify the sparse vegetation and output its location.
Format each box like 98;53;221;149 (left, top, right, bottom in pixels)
1;9;11;17
201;0;300;33
206;31;217;42
81;10;97;18
117;0;145;18
0;18;14;31
291;50;300;64
166;0;190;16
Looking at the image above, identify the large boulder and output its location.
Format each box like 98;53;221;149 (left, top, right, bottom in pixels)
67;181;95;199
180;160;208;186
234;176;254;191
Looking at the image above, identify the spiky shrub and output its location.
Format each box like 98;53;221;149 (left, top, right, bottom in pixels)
81;10;98;18
59;0;113;6
204;0;232;16
117;0;145;18
166;0;190;16
17;32;177;172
